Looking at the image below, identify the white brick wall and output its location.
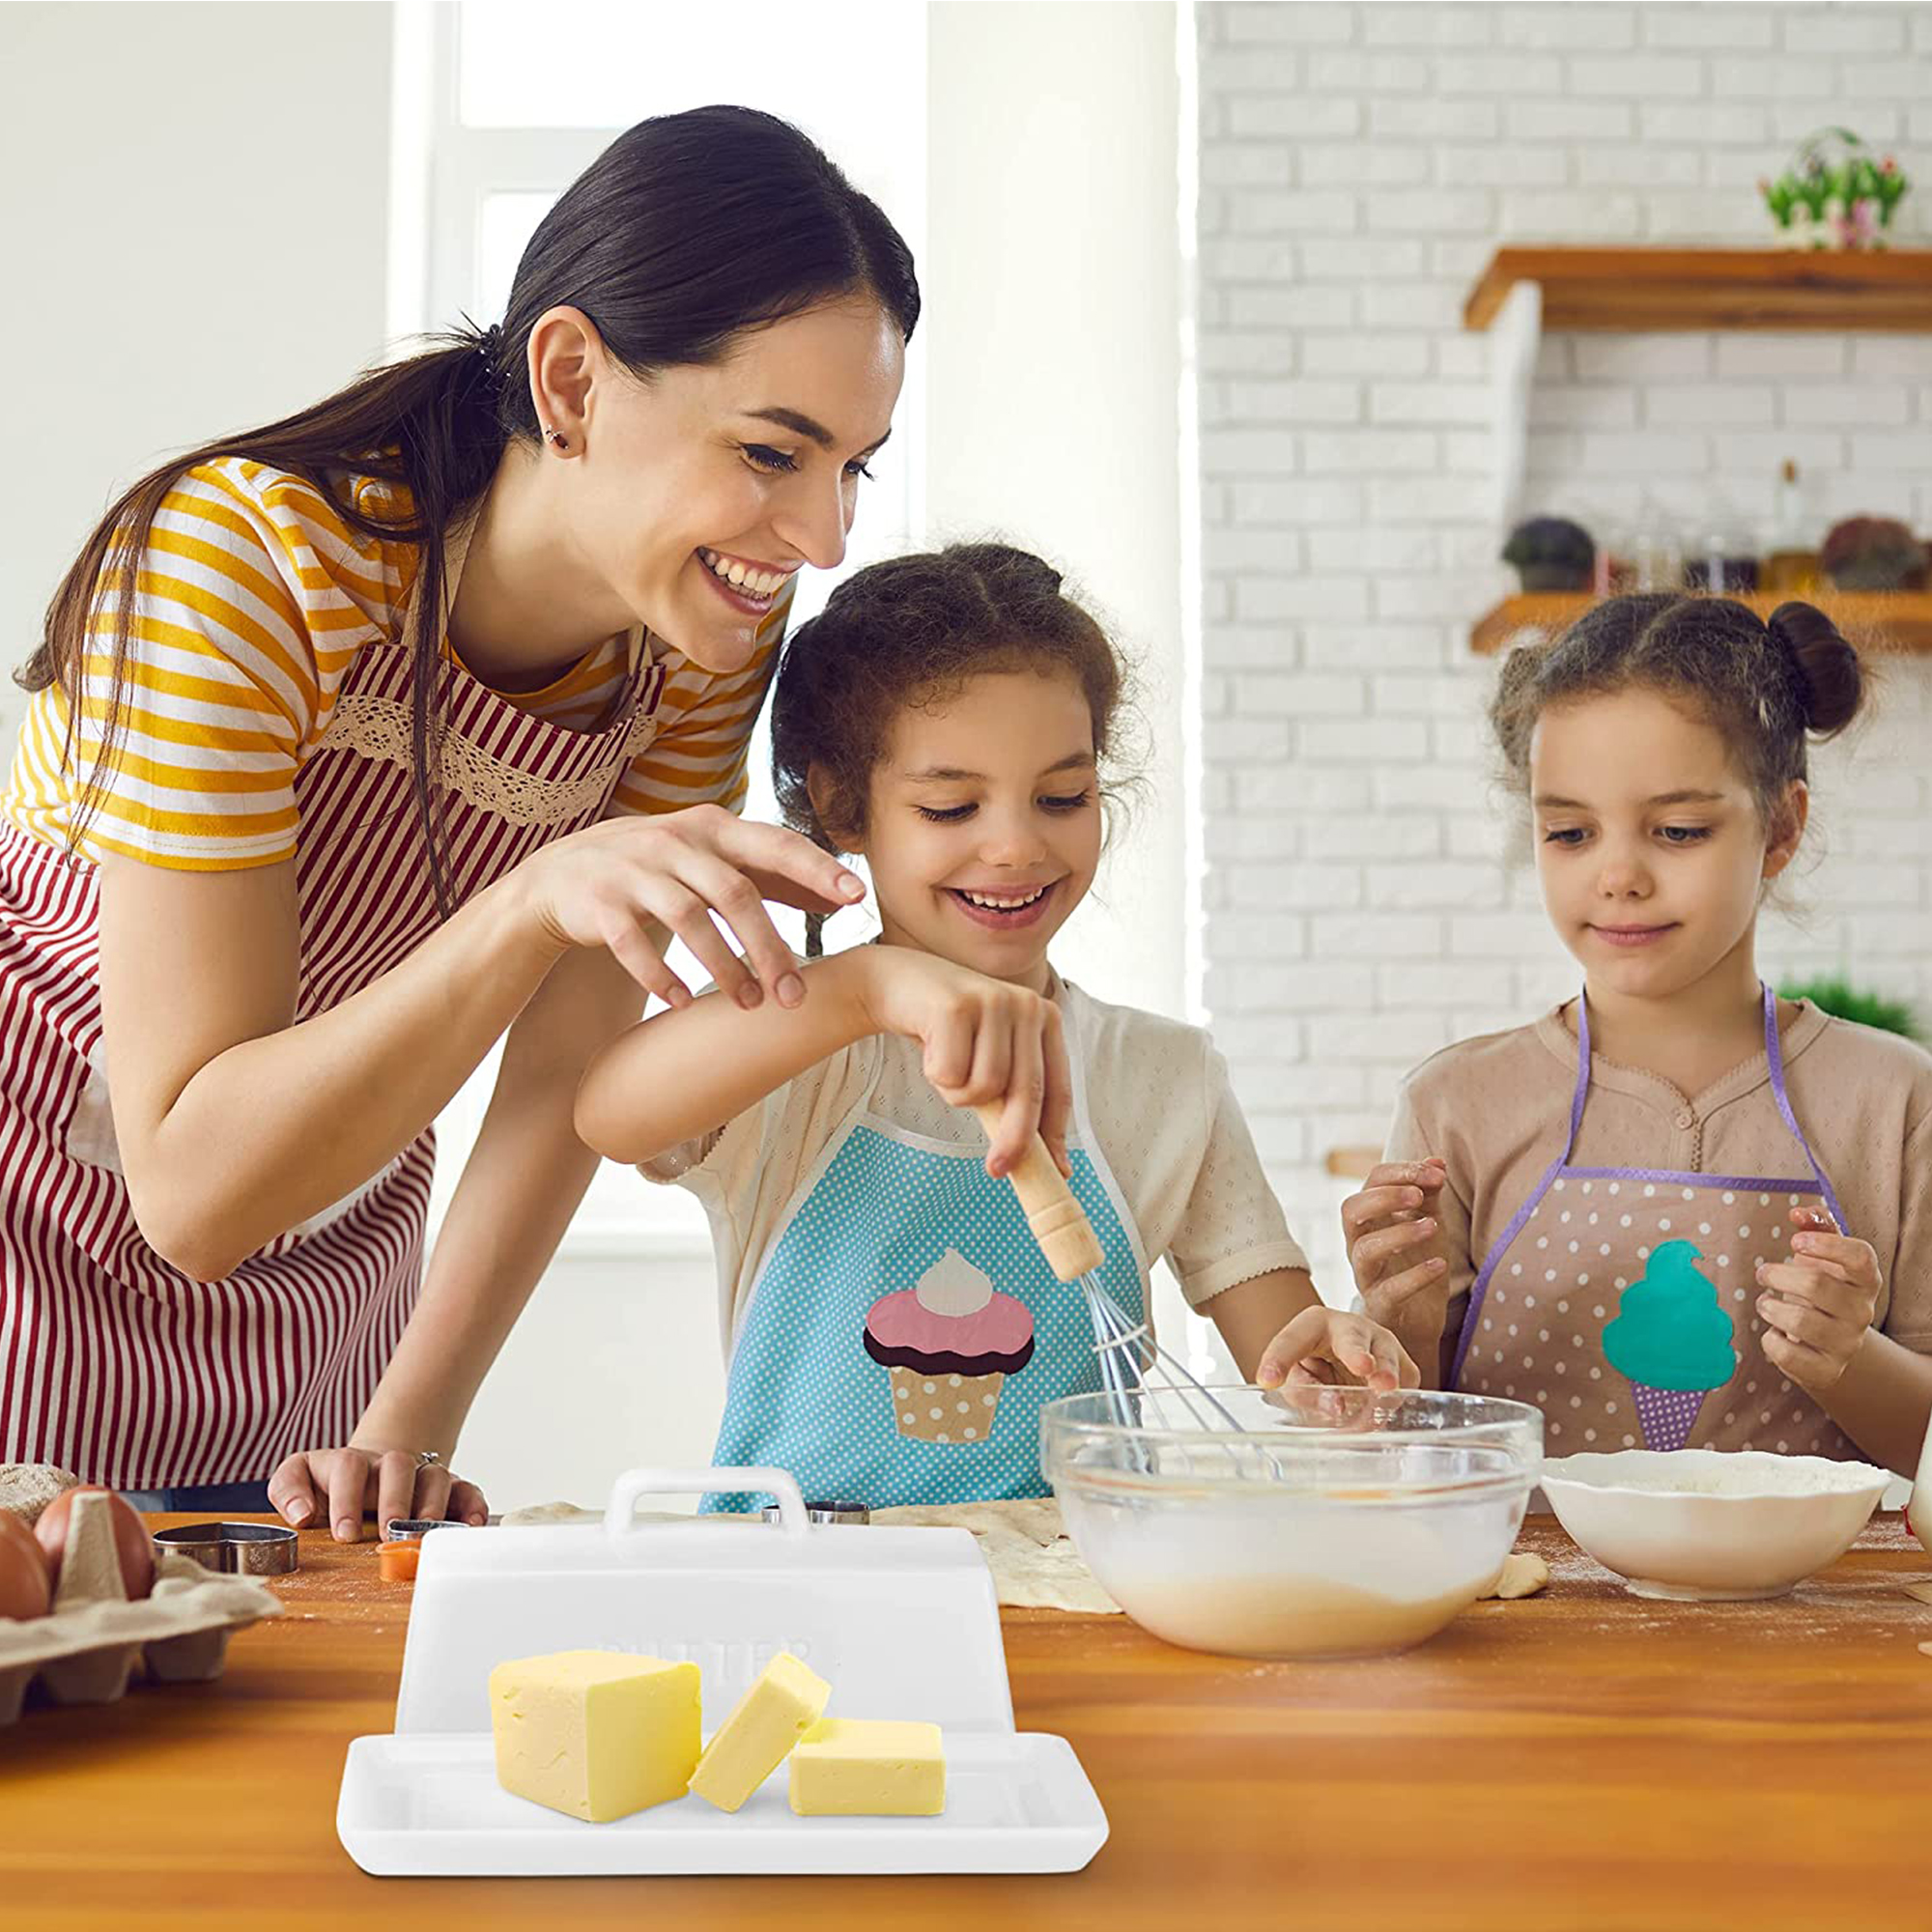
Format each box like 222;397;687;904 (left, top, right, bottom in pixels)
1196;2;1932;1293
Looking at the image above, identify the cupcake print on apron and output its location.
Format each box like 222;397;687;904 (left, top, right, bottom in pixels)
864;1251;1035;1444
704;1038;1146;1513
1450;986;1862;1460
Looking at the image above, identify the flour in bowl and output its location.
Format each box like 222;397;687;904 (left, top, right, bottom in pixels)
1547;1450;1889;1500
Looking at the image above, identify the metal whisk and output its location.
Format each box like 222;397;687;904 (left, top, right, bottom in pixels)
974;1109;1257;1440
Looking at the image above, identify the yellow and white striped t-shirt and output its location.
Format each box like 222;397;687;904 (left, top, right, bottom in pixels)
3;457;785;869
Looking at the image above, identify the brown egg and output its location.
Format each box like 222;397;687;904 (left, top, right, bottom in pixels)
0;1508;53;1621
34;1486;156;1601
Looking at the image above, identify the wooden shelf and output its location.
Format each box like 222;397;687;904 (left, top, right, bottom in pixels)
1471;591;1932;656
1464;246;1932;333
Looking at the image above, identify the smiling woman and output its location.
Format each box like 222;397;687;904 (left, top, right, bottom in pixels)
0;106;950;1539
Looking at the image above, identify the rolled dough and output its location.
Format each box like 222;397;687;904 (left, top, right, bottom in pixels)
1479;1552;1549;1601
0;1463;79;1527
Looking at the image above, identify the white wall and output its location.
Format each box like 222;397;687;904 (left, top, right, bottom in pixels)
1195;1;1932;1293
925;0;1187;1027
0;2;396;748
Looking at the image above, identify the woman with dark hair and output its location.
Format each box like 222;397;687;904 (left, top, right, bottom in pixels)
0;106;965;1537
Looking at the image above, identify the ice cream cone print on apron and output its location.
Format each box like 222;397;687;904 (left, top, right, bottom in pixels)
703;1035;1147;1513
1449;986;1862;1460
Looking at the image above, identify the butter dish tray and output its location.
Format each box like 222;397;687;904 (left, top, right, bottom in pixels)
336;1466;1109;1877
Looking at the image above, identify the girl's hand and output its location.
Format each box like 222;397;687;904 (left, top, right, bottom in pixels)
860;951;1071;1179
1254;1306;1419;1394
514;805;867;1013
1341;1158;1450;1325
1756;1205;1883;1393
268;1443;489;1543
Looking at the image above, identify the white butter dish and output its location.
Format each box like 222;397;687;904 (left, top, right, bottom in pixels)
336;1466;1108;1877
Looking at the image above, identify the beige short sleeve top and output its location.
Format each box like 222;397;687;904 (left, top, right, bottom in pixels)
644;975;1310;1350
1386;1001;1932;1383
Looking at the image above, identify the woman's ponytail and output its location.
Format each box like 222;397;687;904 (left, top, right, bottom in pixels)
20;106;919;916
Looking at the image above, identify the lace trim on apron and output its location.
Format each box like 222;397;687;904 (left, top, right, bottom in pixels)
308;690;662;829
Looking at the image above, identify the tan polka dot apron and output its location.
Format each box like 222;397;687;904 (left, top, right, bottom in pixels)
1449;986;1861;1460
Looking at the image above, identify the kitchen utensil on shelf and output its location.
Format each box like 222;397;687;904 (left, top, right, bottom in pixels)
335;1466;1107;1876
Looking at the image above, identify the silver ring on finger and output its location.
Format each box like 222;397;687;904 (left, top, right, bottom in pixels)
415;1449;443;1471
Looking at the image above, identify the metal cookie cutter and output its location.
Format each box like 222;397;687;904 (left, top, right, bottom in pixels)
382;1518;478;1542
152;1520;299;1577
760;1499;870;1526
380;1517;476;1583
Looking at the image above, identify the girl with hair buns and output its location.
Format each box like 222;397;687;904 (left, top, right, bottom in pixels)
577;543;1414;1511
1;107;919;1534
1342;594;1932;1474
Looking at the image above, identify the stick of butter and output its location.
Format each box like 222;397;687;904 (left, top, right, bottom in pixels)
788;1719;947;1817
489;1650;700;1823
688;1651;832;1813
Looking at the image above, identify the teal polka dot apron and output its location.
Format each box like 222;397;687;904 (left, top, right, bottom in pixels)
702;1040;1147;1513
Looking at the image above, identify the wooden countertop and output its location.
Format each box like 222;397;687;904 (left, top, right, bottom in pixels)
3;1513;1930;1929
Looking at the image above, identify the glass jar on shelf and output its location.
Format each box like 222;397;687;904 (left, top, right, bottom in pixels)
1630;518;1685;595
1685;512;1760;594
1582;514;1632;597
1761;459;1822;597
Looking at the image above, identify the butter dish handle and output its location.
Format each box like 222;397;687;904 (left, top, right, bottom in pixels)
603;1468;810;1540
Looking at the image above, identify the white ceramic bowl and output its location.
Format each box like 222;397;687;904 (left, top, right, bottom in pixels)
1542;1449;1890;1601
1040;1387;1542;1661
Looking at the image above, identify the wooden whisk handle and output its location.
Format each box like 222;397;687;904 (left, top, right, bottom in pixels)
972;1104;1104;1283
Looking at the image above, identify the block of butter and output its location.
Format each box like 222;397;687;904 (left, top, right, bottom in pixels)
788;1719;947;1817
489;1650;700;1823
688;1651;831;1813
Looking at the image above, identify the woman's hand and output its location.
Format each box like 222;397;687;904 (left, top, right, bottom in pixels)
1342;1158;1451;1326
858;950;1071;1179
268;1443;488;1543
1757;1205;1883;1393
1254;1306;1419;1394
514;805;866;1013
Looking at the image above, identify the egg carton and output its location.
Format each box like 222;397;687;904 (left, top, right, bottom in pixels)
0;1490;282;1725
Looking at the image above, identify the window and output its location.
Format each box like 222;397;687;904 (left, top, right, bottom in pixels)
391;0;926;1249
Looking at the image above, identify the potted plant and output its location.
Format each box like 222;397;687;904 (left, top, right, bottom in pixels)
1819;517;1930;593
1777;977;1920;1043
1502;517;1596;593
1760;128;1910;250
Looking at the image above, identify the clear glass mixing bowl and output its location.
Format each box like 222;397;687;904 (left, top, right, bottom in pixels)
1040;1386;1544;1661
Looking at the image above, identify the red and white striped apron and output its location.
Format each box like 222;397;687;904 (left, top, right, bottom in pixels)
0;607;666;1488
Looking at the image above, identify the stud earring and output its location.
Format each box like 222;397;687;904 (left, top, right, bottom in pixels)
543;425;569;451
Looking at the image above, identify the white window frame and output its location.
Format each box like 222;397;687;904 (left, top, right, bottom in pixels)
387;0;927;1257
